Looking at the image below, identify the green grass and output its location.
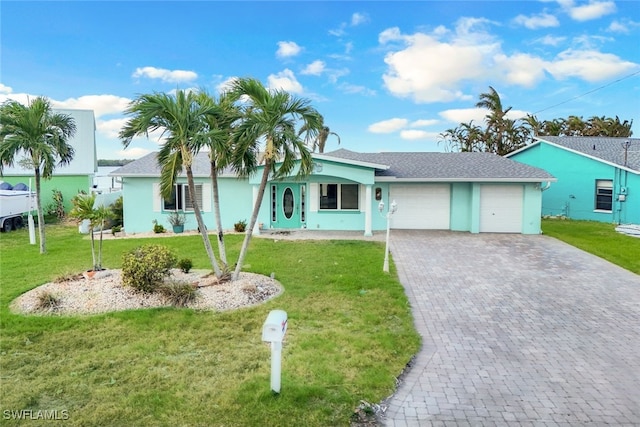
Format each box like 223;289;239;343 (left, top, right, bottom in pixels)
0;225;420;426
542;218;640;274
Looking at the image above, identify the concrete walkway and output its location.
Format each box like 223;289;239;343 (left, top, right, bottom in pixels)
380;231;640;427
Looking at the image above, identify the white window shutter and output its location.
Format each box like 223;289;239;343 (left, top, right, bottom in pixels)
309;183;319;212
152;183;161;212
202;183;212;212
359;184;366;212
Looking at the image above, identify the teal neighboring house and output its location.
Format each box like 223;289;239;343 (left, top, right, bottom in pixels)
0;108;98;211
507;136;640;225
112;149;554;235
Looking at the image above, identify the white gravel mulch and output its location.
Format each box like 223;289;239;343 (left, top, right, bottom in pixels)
10;269;283;316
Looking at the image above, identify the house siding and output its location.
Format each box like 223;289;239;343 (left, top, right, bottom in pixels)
1;174;93;211
510;142;639;224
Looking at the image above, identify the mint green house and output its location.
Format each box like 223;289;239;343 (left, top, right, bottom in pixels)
507;136;640;225
112;149;554;235
0;108;98;211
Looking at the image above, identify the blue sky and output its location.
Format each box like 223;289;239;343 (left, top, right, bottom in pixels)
1;1;639;159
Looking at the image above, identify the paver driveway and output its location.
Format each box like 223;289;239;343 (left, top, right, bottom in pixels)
380;231;640;427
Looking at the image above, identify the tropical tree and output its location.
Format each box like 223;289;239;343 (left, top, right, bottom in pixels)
0;96;76;254
119;90;223;278
69;192;113;271
228;77;323;281
299;118;340;153
197;91;242;269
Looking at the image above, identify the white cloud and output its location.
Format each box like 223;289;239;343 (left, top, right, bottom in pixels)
410;119;439;127
439;108;488;124
52;94;131;118
494;53;547;87
351;12;369;26
0;83;12;94
546;49;639;82
301;60;326;76
368;118;408;133
117;147;152;159
513;13;560;29
563;0;616;21
276;41;302;58
607;19;640;34
267;69;304;94
338;83;376;96
399;129;435;140
536;35;567;46
132;66;198;83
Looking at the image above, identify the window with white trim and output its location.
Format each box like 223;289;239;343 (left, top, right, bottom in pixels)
319;183;359;210
163;184;202;212
595;180;613;211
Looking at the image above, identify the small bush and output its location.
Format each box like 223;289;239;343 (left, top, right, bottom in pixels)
234;219;247;232
121;244;176;293
153;221;166;234
110;196;123;227
159;281;198;307
36;291;61;312
177;258;193;273
111;225;122;236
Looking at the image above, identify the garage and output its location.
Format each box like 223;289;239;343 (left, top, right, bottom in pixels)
389;184;451;229
479;184;523;233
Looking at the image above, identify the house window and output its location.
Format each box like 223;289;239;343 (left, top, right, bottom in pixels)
163;184;202;212
595;180;613;211
319;183;359;210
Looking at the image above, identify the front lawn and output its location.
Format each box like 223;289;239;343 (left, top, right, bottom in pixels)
542;218;640;275
0;225;420;426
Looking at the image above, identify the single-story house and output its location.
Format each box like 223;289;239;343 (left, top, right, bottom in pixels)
111;149;555;235
1;108;98;211
507;136;639;224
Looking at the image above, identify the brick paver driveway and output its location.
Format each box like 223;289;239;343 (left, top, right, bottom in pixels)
380;231;640;427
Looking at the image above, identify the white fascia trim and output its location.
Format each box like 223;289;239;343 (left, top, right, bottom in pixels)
312;153;390;170
374;177;557;183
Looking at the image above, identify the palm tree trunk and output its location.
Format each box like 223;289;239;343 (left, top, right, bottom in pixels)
34;169;46;254
186;166;222;277
210;160;227;267
232;160;271;281
97;220;104;270
90;231;97;270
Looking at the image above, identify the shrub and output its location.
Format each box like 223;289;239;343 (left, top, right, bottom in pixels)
152;220;166;234
159;281;198;307
45;189;65;221
234;219;247;232
121;244;176;293
36;291;61;312
111;225;122;236
110;196;123;227
177;258;193;273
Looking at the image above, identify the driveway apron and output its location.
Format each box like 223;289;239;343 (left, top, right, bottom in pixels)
381;230;640;427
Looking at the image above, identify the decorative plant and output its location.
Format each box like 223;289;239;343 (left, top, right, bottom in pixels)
167;211;186;227
69;192;113;271
121;244;176;293
152;219;166;234
177;258;193;273
234;219;247;233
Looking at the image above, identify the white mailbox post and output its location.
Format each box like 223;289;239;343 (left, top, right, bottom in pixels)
262;310;288;393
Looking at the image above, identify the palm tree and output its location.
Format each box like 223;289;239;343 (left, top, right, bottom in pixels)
69;192;113;271
299;118;340;153
228;77;323;281
197;90;242;269
0;97;76;254
119;90;223;278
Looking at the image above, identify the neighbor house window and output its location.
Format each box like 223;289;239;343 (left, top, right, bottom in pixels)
319;183;359;210
595;180;613;211
163;184;202;212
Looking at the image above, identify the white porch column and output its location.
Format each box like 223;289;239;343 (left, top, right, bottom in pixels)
364;184;373;236
252;184;261;236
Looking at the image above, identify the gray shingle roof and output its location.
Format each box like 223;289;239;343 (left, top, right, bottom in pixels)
110;152;236;177
536;136;640;172
323;149;555;181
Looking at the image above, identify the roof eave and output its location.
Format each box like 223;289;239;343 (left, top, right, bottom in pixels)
374;177;557;183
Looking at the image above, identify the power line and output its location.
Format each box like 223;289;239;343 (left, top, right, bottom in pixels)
532;70;640;115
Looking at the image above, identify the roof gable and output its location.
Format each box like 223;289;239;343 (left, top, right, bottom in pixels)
511;136;640;174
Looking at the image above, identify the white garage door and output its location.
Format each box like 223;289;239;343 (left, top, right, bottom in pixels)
480;185;523;233
389;184;450;229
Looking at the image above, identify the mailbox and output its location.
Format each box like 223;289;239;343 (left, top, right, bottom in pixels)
262;310;287;343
